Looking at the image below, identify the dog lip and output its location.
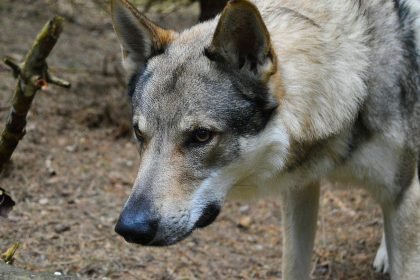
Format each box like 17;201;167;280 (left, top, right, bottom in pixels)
146;230;194;247
194;203;221;228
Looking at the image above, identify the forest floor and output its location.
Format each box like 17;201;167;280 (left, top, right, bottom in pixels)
0;1;388;279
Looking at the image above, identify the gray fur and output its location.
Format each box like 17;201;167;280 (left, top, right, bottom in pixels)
111;0;420;278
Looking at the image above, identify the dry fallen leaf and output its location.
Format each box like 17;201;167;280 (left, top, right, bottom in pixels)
238;216;253;229
1;243;20;265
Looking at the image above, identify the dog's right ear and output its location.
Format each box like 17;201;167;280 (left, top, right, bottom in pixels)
111;0;176;75
205;0;276;81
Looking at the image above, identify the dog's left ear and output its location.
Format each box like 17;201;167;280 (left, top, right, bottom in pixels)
111;0;176;75
206;0;276;80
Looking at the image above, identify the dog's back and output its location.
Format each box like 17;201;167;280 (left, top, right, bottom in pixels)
253;0;420;142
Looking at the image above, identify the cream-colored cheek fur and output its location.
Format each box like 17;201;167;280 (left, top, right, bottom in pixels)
193;118;291;203
255;0;370;141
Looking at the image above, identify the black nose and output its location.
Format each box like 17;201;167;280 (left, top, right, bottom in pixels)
115;200;159;245
194;203;220;228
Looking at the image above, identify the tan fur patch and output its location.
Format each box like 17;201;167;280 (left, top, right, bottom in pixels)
268;54;285;102
112;0;176;51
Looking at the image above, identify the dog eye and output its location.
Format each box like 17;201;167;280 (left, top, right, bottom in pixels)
133;126;144;142
192;128;213;144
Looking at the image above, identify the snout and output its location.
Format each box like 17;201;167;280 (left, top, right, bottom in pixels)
115;198;222;246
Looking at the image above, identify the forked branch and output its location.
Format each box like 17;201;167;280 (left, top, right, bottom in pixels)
0;16;70;171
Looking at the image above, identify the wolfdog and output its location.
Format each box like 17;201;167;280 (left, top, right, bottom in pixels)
110;0;420;278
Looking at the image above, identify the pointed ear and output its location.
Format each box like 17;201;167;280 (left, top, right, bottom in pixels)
111;0;176;75
206;0;276;79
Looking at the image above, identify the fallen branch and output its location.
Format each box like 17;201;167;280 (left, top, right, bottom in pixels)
0;16;70;171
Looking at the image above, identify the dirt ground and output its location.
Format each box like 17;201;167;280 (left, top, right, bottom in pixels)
0;1;389;279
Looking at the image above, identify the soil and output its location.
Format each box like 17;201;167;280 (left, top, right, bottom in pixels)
0;1;389;279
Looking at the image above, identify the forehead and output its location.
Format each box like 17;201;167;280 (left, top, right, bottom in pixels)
131;45;236;130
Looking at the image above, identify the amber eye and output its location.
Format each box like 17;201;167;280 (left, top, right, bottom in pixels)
133;126;144;142
193;128;213;144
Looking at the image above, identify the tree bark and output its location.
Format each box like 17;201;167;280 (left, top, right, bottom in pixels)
198;0;228;22
0;16;70;171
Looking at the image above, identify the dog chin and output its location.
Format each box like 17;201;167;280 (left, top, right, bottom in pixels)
147;230;194;246
148;214;220;246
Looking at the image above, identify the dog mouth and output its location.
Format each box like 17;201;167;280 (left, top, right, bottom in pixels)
116;203;222;246
147;204;221;246
194;203;221;228
118;225;194;247
147;229;194;246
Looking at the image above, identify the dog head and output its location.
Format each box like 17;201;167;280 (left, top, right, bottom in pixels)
111;0;288;246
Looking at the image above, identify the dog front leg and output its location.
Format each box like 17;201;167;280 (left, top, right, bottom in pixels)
280;182;320;280
381;170;420;280
373;232;389;274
